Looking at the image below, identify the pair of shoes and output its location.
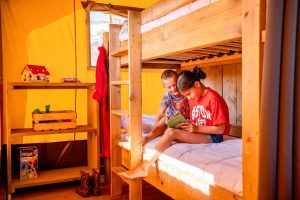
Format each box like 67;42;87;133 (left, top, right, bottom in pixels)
76;169;101;198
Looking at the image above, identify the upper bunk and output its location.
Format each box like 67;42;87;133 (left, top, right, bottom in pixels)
111;0;242;68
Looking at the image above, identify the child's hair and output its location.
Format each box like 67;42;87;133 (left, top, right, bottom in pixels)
177;66;206;92
161;70;178;80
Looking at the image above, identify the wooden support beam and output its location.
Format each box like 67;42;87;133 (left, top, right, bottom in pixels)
141;0;196;24
181;53;242;69
242;0;265;199
128;10;143;200
109;24;123;196
142;0;242;60
121;63;181;69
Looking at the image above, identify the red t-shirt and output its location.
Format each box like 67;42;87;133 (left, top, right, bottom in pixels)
189;88;230;135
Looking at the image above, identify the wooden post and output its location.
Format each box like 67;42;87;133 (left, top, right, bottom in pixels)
128;10;142;200
242;0;265;199
109;24;123;196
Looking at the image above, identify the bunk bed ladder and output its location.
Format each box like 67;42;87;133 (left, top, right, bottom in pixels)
109;10;143;200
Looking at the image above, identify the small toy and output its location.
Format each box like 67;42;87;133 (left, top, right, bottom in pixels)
33;108;41;114
45;104;50;113
21;64;50;82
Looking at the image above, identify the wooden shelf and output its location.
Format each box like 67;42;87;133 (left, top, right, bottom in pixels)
111;109;128;117
111;80;129;86
10;125;97;144
7;82;95;90
11;125;96;135
111;166;132;184
11;166;92;192
110;46;128;57
5;81;100;194
113;140;130;151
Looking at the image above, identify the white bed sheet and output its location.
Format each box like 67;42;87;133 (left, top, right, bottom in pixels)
119;0;217;42
144;137;243;196
121;114;243;195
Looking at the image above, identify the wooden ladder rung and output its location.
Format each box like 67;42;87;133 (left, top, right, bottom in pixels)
113;140;131;151
111;166;136;184
111;46;128;57
111;109;128;117
111;80;129;86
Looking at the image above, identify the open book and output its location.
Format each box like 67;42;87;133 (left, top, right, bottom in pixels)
165;112;187;128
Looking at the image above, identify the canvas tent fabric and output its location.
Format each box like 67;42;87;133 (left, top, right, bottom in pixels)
259;0;300;199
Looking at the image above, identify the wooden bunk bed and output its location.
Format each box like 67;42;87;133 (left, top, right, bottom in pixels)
108;0;264;199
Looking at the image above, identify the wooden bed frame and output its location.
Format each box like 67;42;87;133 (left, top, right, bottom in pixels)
109;0;265;199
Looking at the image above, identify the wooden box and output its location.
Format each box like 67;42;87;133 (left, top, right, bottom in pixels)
32;110;77;131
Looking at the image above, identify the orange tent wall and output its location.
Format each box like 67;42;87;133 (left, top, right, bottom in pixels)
1;0;164;142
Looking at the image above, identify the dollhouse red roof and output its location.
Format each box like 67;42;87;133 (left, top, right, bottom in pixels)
21;64;50;75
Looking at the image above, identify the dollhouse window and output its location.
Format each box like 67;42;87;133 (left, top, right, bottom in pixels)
88;11;126;68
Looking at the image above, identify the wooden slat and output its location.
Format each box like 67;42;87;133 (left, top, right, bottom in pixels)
223;64;237;125
111;45;128;57
181;53;242;69
142;0;242;60
111;109;128;117
121;63;180;69
141;0;196;24
113;140;131;151
11;166;92;193
8;82;94;90
112;165;143;195
11;125;96;135
111;80;129;85
236;63;242;125
202;66;223;96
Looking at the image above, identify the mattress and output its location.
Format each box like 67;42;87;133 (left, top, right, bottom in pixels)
119;0;218;42
144;137;243;196
121;114;243;195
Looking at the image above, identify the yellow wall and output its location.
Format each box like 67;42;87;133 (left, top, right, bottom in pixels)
121;70;165;115
1;0;161;132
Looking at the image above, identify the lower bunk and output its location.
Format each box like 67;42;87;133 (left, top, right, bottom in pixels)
120;115;243;200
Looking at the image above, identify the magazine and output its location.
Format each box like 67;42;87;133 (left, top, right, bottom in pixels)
165;112;187;128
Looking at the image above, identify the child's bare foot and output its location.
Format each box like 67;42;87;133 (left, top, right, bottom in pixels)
118;162;149;179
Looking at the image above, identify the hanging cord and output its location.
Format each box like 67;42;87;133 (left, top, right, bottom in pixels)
73;0;78;140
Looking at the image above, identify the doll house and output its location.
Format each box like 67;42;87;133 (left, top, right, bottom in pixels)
21;65;50;82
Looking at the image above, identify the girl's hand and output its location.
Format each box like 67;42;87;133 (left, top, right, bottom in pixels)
178;122;198;133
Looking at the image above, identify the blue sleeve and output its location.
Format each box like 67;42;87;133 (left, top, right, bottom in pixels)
160;93;170;109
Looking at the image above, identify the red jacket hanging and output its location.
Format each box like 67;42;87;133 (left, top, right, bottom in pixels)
93;45;110;158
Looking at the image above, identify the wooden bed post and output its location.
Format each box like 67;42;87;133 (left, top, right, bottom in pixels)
127;10;143;199
109;10;142;200
242;0;265;199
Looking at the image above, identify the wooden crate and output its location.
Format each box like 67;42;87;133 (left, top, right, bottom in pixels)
32;110;76;131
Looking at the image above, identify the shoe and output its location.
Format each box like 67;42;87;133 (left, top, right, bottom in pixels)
76;169;91;198
91;168;101;196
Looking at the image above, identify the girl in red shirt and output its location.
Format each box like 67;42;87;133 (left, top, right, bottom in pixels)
119;67;230;179
177;66;230;143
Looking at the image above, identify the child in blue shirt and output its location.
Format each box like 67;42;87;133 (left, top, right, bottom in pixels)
142;70;189;145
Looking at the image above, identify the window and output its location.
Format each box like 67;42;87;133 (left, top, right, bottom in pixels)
88;11;126;68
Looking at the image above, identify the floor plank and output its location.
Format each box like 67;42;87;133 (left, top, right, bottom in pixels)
12;180;173;200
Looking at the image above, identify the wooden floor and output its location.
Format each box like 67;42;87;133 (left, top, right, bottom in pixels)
12;180;173;200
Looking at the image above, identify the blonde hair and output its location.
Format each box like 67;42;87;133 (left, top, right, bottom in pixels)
161;70;177;80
